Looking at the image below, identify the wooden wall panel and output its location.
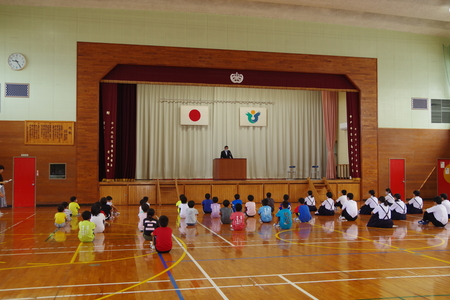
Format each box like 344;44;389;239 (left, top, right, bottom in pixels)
211;185;238;203
77;42;378;202
263;184;289;203
184;184;211;203
333;184;361;201
238;184;264;202
129;185;157;205
288;183;310;203
0;121;77;205
378;128;450;199
98;185;128;205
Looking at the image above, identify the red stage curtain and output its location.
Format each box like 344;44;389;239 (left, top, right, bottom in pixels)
99;83;136;181
346;92;361;180
116;84;137;180
322;91;337;179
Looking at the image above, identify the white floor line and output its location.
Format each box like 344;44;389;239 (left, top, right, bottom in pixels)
0;213;36;234
196;222;235;246
2;265;448;294
174;235;229;300
278;275;319;300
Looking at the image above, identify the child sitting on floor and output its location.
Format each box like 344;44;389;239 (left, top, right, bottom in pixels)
211;197;221;218
258;198;273;223
152;215;172;253
418;196;448;227
340;193;358;221
138;203;149;232
143;208;159;251
390;193;406;220
245;195;257;217
186;200;199;226
220;200;233;224
230;203;246;231
367;196;393;228
54;204;67;228
294;198;312;223
315;192;335;216
78;211;96;242
202;193;213;214
69;196;81;217
61;201;72;221
275;200;292;229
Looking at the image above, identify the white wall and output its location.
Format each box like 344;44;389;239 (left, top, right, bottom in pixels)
1;5;449;128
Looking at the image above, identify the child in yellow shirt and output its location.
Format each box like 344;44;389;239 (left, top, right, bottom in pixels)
78;211;96;242
69;196;81;217
54;205;67;228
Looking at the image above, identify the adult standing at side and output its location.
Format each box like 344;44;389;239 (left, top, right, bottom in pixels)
0;165;12;209
220;146;233;159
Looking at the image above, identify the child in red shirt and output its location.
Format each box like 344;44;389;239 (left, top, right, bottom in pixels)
230;203;246;231
152;215;172;253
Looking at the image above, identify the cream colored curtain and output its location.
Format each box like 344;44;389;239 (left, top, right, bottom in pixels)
136;84;325;179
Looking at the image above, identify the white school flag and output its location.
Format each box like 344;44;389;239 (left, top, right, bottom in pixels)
240;107;267;127
180;106;209;125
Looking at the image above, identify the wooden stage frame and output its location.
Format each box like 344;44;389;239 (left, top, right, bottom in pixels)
99;178;361;206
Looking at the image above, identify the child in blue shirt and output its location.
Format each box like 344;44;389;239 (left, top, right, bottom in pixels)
202;193;213;214
258;198;273;223
275;201;293;229
231;194;242;212
294;198;312;223
278;194;291;210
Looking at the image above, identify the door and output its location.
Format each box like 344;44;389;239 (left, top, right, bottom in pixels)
13;157;36;207
389;159;405;199
437;159;450;196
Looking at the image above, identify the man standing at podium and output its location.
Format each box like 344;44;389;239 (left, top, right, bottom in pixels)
220;146;233;159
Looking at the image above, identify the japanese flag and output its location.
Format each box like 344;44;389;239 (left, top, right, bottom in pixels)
180;106;209;125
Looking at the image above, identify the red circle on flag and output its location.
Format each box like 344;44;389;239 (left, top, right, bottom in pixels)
189;109;201;122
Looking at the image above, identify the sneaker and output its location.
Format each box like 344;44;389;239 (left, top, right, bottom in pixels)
418;220;429;225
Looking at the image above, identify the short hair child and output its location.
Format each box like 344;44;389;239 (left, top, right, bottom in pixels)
186;200;199;226
220;200;233;224
294;198;312;223
418;196;448;227
202;193;213;214
143;208;159;250
54;204;67;228
69;196;81;217
232;194;242;212
138;203;149;232
62;201;72;221
78;211;95;242
258;198;272;223
245;194;256;217
275;200;293;229
315;192;335;216
279;194;291;210
230;203;246;230
211;197;221;218
152;215;172;253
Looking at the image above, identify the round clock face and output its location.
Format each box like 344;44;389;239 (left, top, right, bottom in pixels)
8;53;27;70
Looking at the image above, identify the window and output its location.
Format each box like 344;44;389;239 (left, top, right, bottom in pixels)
50;163;66;179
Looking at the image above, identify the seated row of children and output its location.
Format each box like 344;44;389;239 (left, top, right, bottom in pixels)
136;197;173;252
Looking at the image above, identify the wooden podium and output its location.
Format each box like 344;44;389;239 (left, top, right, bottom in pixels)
213;158;247;180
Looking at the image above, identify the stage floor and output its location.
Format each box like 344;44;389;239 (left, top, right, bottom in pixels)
0;204;448;299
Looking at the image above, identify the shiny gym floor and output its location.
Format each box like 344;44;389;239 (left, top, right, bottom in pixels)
0;203;449;300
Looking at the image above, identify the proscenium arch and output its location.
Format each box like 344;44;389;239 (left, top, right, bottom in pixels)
76;42;378;201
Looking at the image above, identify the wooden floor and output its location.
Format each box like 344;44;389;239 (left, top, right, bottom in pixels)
0;203;449;300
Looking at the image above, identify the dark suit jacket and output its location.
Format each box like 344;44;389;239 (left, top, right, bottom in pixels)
220;150;233;159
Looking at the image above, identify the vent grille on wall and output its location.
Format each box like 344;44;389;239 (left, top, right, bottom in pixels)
411;98;428;110
431;99;450;123
5;83;30;98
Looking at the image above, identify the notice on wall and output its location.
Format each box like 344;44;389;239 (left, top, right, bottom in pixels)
25;121;74;145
